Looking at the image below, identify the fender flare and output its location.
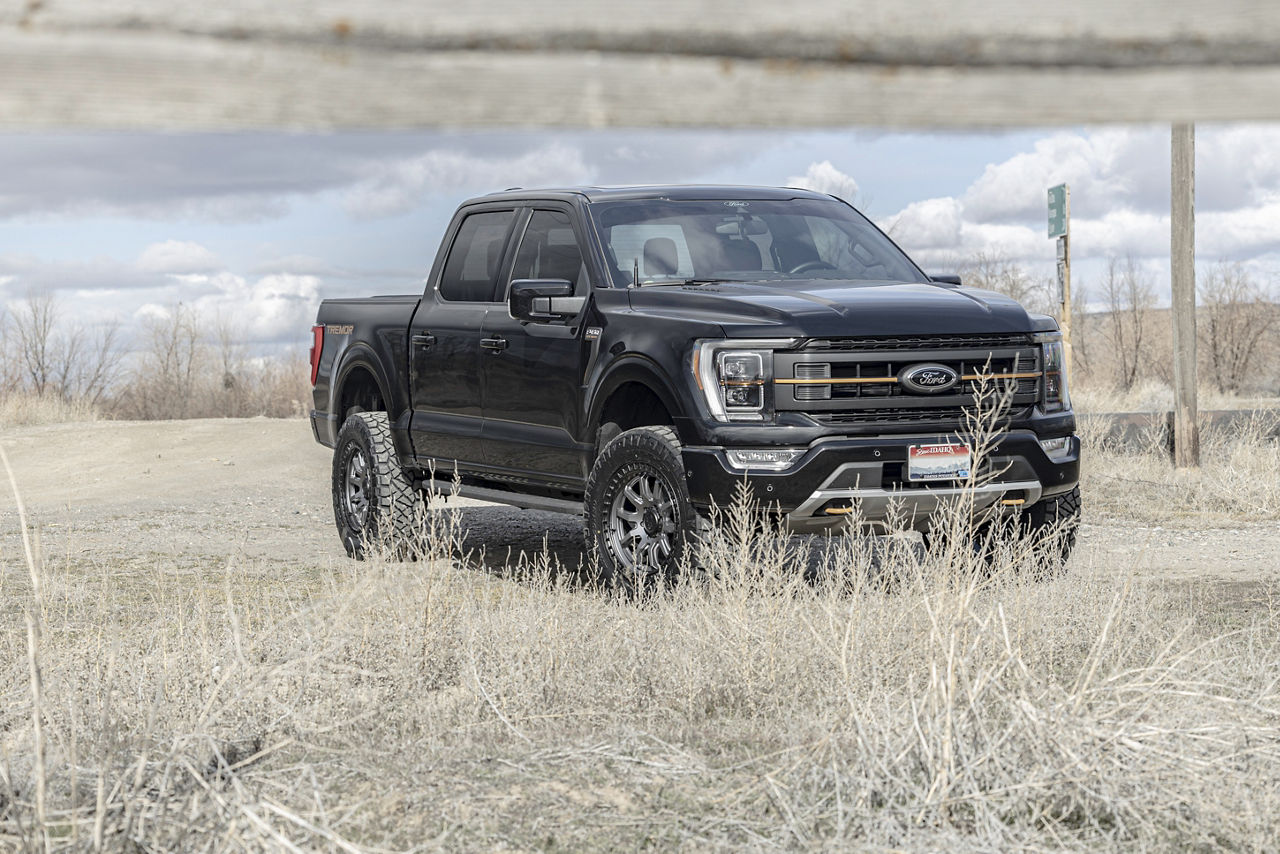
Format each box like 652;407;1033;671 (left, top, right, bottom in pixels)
587;355;690;441
333;344;396;419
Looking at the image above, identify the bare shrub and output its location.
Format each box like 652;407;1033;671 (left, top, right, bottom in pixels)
109;304;311;420
1199;262;1279;394
1099;256;1156;390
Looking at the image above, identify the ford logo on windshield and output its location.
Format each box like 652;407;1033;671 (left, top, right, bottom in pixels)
899;363;960;394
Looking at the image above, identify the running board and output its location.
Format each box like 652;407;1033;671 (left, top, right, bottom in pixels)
421;480;584;516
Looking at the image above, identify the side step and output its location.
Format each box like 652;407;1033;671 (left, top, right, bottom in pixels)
421;480;584;517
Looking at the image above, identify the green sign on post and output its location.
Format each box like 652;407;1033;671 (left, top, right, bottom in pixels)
1047;184;1068;238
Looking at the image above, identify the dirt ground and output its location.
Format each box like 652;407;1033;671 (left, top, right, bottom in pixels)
1;417;1278;587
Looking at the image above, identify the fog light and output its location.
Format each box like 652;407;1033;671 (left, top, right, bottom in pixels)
1038;436;1073;459
725;449;804;471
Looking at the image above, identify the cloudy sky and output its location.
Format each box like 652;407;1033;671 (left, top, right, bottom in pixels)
3;124;1279;351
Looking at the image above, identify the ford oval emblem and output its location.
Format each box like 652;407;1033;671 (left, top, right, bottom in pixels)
899;363;960;394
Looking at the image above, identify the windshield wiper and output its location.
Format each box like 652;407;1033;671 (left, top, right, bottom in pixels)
634;277;735;288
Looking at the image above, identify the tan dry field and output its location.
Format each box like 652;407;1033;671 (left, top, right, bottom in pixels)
2;417;1279;851
1;418;1276;587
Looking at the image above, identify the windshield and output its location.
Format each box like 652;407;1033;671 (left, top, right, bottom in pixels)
588;197;928;287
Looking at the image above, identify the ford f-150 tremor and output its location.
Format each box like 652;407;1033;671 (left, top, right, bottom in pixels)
308;185;1080;584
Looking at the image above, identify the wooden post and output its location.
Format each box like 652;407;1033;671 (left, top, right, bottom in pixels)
1171;123;1200;467
1060;188;1073;378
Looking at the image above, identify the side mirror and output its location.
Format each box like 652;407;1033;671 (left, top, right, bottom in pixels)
508;279;586;323
930;274;963;286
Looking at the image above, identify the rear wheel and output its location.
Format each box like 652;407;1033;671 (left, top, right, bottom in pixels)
585;426;701;592
332;412;419;559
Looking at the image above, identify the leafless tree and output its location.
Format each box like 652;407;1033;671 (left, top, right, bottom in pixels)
122;304;204;419
1069;280;1090;378
7;290;124;403
12;290;59;396
1100;256;1155;391
1198;262;1278;394
958;251;1053;315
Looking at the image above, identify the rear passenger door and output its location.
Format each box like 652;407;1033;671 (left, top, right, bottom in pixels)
480;207;593;484
407;207;516;469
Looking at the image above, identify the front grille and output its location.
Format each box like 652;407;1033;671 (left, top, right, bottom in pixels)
778;333;1042;428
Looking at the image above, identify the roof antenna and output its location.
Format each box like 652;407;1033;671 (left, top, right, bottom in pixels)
632;257;640;287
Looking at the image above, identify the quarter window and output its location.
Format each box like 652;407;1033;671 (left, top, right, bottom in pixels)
438;210;516;302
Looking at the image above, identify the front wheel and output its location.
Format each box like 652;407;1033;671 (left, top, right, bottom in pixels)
1018;485;1082;571
924;485;1081;574
332;412;419;559
584;426;702;592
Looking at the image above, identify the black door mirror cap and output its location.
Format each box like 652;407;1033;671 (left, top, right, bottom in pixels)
509;278;581;322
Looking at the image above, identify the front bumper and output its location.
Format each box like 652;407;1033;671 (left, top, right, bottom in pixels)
681;430;1080;533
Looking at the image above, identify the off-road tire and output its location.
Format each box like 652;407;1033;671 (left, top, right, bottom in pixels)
925;486;1081;574
1019;485;1081;572
332;412;419;560
584;426;701;592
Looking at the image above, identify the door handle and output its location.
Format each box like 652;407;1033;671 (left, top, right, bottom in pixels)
480;336;508;352
412;333;436;349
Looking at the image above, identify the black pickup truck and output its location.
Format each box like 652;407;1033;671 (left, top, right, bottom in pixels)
308;185;1080;583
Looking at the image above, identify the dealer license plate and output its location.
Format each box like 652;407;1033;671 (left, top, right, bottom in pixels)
907;443;971;482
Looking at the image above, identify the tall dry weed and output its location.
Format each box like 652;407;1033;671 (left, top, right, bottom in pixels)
1;382;1278;851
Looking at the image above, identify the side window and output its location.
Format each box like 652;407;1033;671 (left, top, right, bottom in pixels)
510;210;588;293
438;210;516;302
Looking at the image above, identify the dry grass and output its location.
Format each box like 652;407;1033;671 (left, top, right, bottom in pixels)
1080;409;1280;523
0;394;100;429
2;515;1278;852
1070;379;1280;415
2;392;1279;851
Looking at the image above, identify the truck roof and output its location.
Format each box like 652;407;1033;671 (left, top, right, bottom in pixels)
470;184;838;205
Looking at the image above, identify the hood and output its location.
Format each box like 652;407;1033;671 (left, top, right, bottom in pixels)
625;278;1036;339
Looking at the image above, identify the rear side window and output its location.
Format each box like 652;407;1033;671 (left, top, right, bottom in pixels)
509;210;588;293
438;210;516;302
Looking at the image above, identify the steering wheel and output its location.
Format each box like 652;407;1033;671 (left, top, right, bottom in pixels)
788;260;838;275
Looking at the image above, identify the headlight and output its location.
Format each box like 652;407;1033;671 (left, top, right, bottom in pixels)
694;339;796;422
1033;331;1070;413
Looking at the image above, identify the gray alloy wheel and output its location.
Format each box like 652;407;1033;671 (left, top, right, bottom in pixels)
331;411;419;560
340;444;372;530
585;426;701;592
606;471;679;574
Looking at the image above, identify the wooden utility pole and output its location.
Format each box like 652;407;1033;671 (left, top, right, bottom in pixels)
1171;123;1200;467
1047;184;1072;373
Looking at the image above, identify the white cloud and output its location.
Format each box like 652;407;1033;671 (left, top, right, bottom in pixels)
344;143;595;218
136;271;322;344
880;126;1280;275
786;160;859;203
137;240;221;274
960;130;1140;223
